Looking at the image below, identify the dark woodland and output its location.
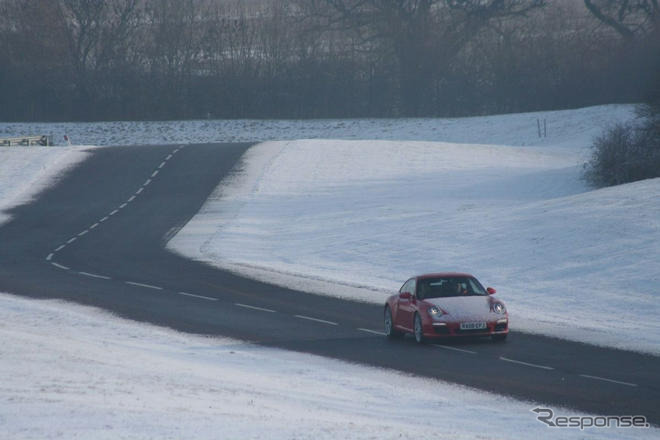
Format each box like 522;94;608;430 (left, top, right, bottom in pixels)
0;0;658;121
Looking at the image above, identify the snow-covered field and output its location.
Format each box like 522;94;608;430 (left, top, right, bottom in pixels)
0;104;632;146
2;292;655;440
169;104;660;355
0;147;93;226
1;104;657;438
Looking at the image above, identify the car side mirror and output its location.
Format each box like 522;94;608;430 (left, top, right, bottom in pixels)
487;287;496;295
399;291;412;300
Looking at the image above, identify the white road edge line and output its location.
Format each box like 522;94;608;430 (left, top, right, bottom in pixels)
99;216;109;222
144;178;152;186
434;344;477;354
235;303;276;313
358;328;386;336
46;253;54;261
579;374;638;387
55;244;66;252
166;154;173;160
79;272;111;280
125;281;163;290
89;223;99;229
127;195;136;202
136;187;144;195
499;356;554;370
66;237;77;244
177;292;218;301
158;161;166;169
109;209;119;216
151;170;159;178
119;203;128;209
51;262;69;270
78;230;88;237
294;315;338;326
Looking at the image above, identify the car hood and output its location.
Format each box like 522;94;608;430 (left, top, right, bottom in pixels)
425;296;496;320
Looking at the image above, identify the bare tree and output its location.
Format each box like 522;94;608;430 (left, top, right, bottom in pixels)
584;0;659;39
56;0;142;114
143;0;210;117
300;0;545;115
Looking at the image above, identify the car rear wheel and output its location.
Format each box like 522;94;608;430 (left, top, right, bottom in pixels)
414;313;425;344
384;306;403;339
492;334;508;342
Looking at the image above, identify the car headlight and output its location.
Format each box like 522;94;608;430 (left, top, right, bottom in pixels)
493;302;506;314
428;306;442;317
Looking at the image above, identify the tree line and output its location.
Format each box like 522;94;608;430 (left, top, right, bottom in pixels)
0;0;657;121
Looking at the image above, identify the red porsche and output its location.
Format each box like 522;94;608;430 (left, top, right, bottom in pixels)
384;273;509;343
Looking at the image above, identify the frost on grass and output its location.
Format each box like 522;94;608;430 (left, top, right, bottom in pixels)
169;105;660;355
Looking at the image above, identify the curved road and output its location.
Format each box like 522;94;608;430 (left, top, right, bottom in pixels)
1;143;658;425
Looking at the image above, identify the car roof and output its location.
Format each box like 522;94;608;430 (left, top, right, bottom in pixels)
415;272;474;280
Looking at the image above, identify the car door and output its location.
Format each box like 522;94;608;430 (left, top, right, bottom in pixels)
396;278;416;331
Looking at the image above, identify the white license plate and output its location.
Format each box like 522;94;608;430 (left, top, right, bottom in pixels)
460;322;487;330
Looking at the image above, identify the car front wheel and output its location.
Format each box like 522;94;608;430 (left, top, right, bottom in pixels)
384;306;403;339
414;313;425;344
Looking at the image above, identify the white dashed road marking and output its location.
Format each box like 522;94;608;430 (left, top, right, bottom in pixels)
51;262;70;270
434;344;477;354
358;328;386;336
499;356;554;370
177;292;218;301
235;303;276;313
41;144;643;394
125;281;163;290
294;315;338;326
79;272;111;280
579;374;637;387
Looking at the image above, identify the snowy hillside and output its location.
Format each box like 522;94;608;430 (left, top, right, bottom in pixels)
169;105;660;354
0;147;93;226
2;293;655;440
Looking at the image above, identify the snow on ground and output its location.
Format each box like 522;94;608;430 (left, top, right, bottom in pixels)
169;105;660;355
1;292;655;440
0;146;94;226
1;104;633;146
1;105;656;437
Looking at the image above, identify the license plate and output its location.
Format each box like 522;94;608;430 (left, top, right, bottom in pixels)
460;322;487;330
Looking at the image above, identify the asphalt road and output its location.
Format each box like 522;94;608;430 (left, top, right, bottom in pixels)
1;143;658;425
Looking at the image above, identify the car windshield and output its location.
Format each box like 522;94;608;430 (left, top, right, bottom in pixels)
416;277;487;299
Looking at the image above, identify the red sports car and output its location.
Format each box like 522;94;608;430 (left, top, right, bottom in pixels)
384;273;509;343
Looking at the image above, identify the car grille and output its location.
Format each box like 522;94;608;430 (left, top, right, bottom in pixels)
457;327;489;335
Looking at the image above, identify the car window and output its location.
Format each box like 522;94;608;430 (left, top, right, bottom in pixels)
417;277;487;298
